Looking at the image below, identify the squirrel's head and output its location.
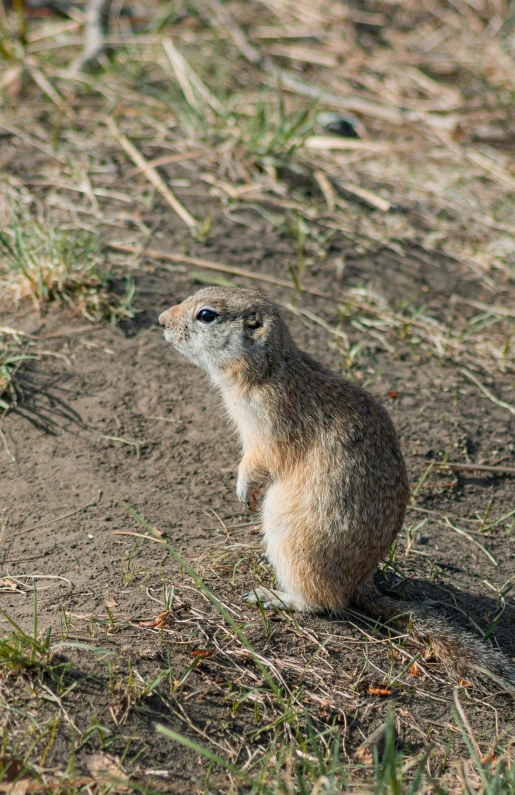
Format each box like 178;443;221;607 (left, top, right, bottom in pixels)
159;287;292;385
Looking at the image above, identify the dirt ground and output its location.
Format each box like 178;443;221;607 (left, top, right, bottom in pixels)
2;190;515;789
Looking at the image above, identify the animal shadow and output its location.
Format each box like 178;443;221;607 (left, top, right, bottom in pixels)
11;365;84;435
367;573;515;659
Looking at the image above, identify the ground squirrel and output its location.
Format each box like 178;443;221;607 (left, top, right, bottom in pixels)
160;287;515;693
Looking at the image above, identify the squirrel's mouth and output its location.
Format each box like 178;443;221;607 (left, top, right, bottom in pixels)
162;328;177;346
163;329;189;358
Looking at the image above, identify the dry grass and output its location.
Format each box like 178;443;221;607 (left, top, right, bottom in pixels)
1;516;514;794
0;1;513;375
0;180;136;325
0;328;37;411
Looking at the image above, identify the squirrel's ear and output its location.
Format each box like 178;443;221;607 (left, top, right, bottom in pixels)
245;311;262;330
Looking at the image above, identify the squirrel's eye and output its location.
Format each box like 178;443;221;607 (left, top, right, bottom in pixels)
196;308;218;323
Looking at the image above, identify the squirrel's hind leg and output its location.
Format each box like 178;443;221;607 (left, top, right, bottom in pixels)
242;586;310;612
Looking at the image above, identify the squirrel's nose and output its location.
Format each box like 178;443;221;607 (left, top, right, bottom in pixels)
160;305;181;329
159;309;172;328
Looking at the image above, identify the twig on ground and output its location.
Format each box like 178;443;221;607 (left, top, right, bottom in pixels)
0;427;15;463
6;574;73;589
331;179;391;212
425;461;515;476
443;518;498;567
305;137;391;152
163;38;224;115
107;241;334;299
453;688;483;757
111;531;165;544
314;171;336;213
125;150;207;178
461;369;515;417
39;326;103;340
282;302;349;344
0;554;42;564
101;434;146;457
106;118;199;233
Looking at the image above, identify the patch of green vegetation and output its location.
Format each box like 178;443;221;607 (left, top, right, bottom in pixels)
0;190;135;325
236;94;316;165
1;591;61;682
1;558;514;794
0;329;37;410
125;507;515;795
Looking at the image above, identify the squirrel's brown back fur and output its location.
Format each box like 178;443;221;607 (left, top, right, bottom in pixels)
160;287;515;695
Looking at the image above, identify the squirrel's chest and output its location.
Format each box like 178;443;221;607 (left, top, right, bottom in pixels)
222;389;271;449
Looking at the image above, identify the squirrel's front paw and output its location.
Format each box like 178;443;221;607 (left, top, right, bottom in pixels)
248;485;262;512
237;481;262;512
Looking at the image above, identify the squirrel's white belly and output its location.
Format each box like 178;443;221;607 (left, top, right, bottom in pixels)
260;481;298;594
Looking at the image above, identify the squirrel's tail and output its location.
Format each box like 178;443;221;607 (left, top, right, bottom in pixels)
350;578;515;696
